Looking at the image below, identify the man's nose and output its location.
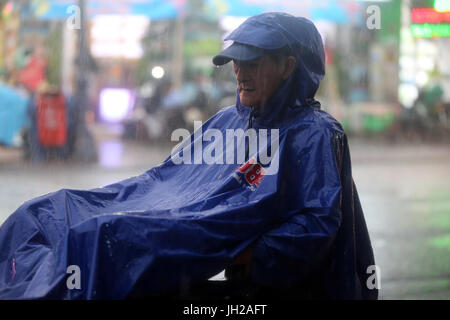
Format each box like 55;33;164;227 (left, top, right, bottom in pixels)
235;64;249;82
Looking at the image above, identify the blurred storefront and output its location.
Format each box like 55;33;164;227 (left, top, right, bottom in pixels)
398;0;450;132
0;1;67;92
0;1;21;84
205;0;406;134
0;0;187;120
2;0;447;140
342;0;402;134
0;1;86;159
399;1;450;105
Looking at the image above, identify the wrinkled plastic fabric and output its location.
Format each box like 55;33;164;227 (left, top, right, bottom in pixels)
0;13;377;300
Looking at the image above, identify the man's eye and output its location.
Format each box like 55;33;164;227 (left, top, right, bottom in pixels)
241;63;259;70
233;61;259;69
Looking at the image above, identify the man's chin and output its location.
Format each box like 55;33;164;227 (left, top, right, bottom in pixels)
239;95;259;108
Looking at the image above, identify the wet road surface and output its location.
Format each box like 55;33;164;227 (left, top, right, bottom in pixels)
350;138;450;299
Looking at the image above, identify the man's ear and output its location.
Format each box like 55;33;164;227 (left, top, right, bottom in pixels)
282;56;296;80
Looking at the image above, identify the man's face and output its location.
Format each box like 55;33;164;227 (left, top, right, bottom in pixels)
233;55;286;108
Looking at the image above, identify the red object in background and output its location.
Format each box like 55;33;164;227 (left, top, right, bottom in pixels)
325;47;334;65
36;93;67;147
17;56;46;92
411;8;450;24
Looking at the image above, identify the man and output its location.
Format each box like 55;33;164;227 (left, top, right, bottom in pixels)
188;12;378;300
0;13;377;300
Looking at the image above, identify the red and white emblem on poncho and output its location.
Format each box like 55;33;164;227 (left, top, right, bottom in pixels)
236;157;266;187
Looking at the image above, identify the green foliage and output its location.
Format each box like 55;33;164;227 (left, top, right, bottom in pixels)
184;38;221;58
45;24;62;86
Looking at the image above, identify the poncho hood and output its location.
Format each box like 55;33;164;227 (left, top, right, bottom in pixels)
221;12;326;127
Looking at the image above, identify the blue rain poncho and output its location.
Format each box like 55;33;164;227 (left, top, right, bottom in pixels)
0;13;377;300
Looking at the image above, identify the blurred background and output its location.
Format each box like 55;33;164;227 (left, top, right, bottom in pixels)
0;0;449;299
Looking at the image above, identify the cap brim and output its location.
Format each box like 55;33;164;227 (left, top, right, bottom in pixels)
212;42;265;66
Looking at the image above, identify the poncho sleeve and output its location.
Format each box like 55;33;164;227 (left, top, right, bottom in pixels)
250;124;345;288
